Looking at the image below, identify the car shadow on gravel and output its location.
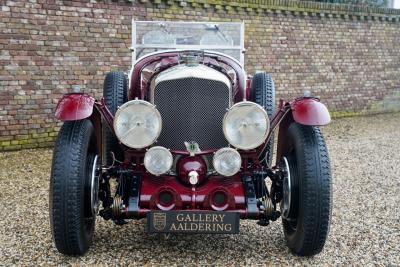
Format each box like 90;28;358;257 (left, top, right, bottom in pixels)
90;219;290;264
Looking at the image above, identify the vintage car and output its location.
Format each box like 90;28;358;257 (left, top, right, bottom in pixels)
50;21;332;256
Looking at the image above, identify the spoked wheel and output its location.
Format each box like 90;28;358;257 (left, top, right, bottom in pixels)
50;120;100;255
280;156;296;222
280;122;332;256
85;154;101;219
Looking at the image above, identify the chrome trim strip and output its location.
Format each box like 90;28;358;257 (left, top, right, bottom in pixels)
133;49;244;68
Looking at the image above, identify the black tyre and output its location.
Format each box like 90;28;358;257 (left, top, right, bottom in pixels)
50;120;100;255
251;72;275;166
103;71;127;165
280;123;332;256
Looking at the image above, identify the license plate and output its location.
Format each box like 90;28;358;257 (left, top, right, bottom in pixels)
147;211;240;234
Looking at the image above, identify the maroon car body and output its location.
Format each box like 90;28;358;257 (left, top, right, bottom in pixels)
55;50;329;216
50;21;332;257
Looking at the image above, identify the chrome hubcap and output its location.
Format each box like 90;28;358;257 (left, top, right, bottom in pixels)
281;157;292;220
90;155;100;216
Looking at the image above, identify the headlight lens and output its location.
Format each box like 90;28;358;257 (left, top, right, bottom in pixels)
223;101;270;150
113;100;162;149
144;146;173;176
213;147;241;176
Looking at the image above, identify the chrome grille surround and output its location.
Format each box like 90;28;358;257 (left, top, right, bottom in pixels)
151;64;231;150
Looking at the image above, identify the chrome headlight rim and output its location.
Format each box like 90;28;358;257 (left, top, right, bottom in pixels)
144;146;173;176
222;101;270;150
113;99;162;149
212;147;242;177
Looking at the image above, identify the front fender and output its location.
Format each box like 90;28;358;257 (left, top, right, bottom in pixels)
290;98;331;126
55;93;95;121
275;98;330;165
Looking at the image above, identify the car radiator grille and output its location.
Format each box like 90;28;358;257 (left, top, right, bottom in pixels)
153;77;230;150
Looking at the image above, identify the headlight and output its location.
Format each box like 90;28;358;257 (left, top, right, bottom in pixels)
113;100;162;149
213;147;241;176
223;101;270;150
144;146;173;175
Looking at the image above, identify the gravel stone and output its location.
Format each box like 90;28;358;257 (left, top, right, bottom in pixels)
1;113;399;266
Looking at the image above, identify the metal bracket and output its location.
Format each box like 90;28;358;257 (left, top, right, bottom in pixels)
242;175;259;219
126;174;141;218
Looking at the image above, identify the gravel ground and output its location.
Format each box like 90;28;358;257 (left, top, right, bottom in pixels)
1;113;399;266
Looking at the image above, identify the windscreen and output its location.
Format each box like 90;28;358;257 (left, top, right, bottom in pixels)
132;21;244;65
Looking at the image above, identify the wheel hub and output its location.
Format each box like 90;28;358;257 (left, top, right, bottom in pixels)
281;157;292;220
90;155;100;216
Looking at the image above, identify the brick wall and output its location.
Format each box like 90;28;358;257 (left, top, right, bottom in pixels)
0;0;399;151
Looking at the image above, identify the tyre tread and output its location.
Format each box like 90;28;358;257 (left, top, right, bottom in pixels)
283;123;332;256
251;72;276;165
102;71;127;164
50;120;94;255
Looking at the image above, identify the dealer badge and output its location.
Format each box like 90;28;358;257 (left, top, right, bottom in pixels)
153;212;167;231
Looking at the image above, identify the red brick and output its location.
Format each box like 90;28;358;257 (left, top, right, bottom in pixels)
0;0;399;151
